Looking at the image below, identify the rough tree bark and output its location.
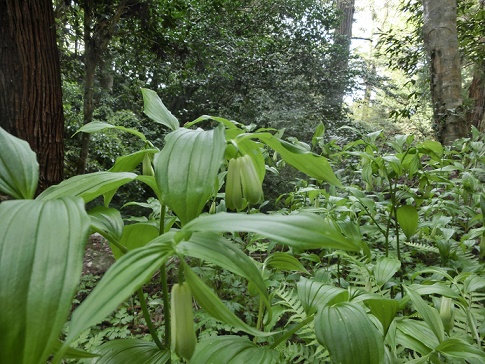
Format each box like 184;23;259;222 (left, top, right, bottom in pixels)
76;0;128;175
328;0;355;115
0;0;64;192
422;0;468;145
465;0;485;131
466;60;485;131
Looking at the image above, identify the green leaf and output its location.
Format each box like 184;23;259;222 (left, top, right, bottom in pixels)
74;121;148;142
136;175;162;201
404;287;445;343
265;252;309;274
181;212;361;251
141;88;179;130
373;256;401;287
93;339;170;364
109;149;159;172
255;133;342;187
183;264;274;337
191;336;279;364
88;206;124;243
312;122;325;148
51;341;100;359
364;299;399;336
65;234;175;344
418;140;443;160
315;302;384;364
0;198;90;364
176;232;270;311
436;338;485;361
297;277;347;315
111;223;160;259
37;172;137;203
396;205;419;239
395;319;437;354
154;125;225;225
0;126;38;199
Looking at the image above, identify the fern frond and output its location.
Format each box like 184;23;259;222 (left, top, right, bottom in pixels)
279;341;330;364
405;241;440;254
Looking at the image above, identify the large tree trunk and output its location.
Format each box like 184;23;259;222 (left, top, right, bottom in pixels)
0;0;64;192
328;0;355;115
422;0;467;144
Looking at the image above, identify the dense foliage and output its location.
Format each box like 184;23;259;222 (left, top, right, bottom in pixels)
1;89;484;363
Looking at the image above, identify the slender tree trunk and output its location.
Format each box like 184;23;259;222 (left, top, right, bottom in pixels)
0;0;64;192
465;1;485;131
328;0;355;115
422;0;467;144
76;0;128;174
466;60;485;131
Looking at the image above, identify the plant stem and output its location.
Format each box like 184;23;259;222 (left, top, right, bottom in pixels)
161;267;171;351
137;288;164;350
269;314;315;349
158;204;172;353
256;297;264;332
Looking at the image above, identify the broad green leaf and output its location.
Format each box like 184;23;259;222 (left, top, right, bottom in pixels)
154;125;225;225
404;287;444;343
88;206;124;243
297;277;347;315
136;175;162;201
312;122;325;148
51;341;99;359
181;212;361;251
315;302;384;364
111;223;159;259
402;153;421;177
185;114;240;129
255;133;342;186
183;263;274;337
109;149;159;172
373;257;401;287
0;126;38;199
176;232;270;311
0;198;90;364
65;234;175;344
141;88;179;130
418;140;443;160
74;121;148;142
265;252;309;274
407;283;462;301
37;172;137;203
463;274;485;294
395;319;437;354
191;336;279;364
364;299;399;336
436;338;485;361
93;339;170;364
396;205;419;239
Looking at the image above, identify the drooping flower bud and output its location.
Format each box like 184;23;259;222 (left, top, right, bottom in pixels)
170;283;197;360
225;157;244;210
239;154;263;206
142;153;155;176
439;296;454;334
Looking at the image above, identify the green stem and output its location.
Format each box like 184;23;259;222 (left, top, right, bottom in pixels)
161;266;171;351
137;288;164;350
158;204;171;353
269;314;315;349
110;239;128;254
256;297;264;331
